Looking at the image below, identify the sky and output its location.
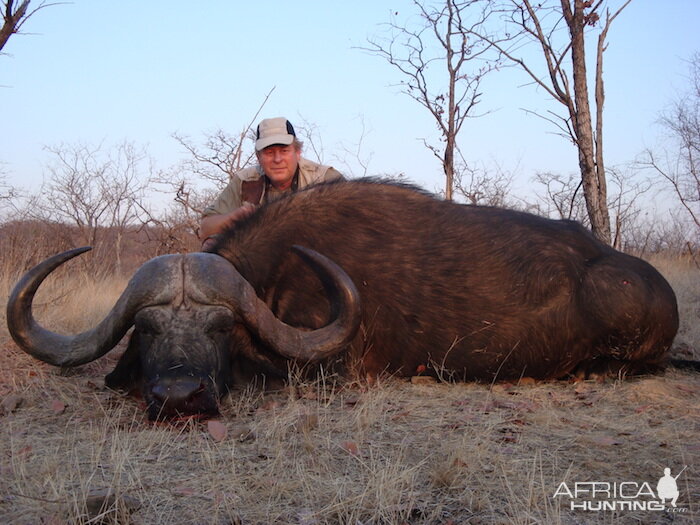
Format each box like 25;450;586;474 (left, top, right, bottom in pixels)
1;1;699;208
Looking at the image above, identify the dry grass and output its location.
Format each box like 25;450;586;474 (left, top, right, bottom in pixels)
651;256;700;361
0;257;698;524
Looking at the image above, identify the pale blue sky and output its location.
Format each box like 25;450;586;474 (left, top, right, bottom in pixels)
2;1;698;203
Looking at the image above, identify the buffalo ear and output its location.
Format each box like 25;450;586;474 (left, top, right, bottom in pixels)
105;332;143;392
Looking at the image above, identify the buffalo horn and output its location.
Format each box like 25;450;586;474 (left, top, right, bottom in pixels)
6;247;179;367
188;246;361;362
239;245;361;362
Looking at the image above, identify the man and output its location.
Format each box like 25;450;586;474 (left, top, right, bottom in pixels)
657;467;683;508
200;117;344;246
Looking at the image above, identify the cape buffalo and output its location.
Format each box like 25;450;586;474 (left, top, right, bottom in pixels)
6;179;681;419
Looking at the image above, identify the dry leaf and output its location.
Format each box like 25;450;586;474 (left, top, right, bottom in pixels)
173;485;197;497
207;420;227;442
340;441;360;456
50;399;66;414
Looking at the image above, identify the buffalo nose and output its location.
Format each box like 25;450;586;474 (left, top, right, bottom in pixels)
150;378;205;408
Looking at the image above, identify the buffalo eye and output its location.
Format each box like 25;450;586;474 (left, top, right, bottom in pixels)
134;312;162;337
207;312;235;334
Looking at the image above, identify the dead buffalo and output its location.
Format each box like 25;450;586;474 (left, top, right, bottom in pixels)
6;179;682;419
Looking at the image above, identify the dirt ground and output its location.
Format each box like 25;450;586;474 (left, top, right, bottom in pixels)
1;335;698;524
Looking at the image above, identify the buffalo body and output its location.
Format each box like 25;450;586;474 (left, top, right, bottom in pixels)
7;180;680;417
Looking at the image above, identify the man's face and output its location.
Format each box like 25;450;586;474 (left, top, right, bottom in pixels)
257;144;301;189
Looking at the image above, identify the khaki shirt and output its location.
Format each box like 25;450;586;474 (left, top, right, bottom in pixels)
202;157;344;217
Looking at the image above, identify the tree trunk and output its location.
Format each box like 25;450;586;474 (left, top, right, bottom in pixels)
565;0;612;244
0;1;30;53
444;138;455;201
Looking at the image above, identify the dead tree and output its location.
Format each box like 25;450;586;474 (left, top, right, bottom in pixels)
606;166;652;250
36;141;150;272
453;156;514;207
533;171;588;223
641;53;700;235
362;0;500;200
468;0;632;244
0;165;18;212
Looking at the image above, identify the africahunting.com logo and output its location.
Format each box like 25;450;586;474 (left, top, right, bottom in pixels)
552;466;688;512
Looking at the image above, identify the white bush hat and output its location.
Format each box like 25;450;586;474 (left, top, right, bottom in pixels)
255;117;296;151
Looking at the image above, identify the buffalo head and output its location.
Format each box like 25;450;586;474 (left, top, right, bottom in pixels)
6;246;361;419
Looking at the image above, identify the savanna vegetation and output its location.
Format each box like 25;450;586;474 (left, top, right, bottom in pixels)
2;0;700;523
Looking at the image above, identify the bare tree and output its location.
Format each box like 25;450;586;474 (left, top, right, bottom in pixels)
640;53;700;236
362;0;500;200
621;210;695;258
533;164;651;249
158;127;255;240
453;158;514;206
170;127;254;190
39;143;112;247
0;163;18;213
135;202;201;256
331;115;380;179
170;88;275;187
533;171;588;223
293;115;328;166
320;114;406;180
606;166;652;250
35;141;150;272
101;142;152;271
1;1;58;55
156;125;256;241
468;0;632;244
